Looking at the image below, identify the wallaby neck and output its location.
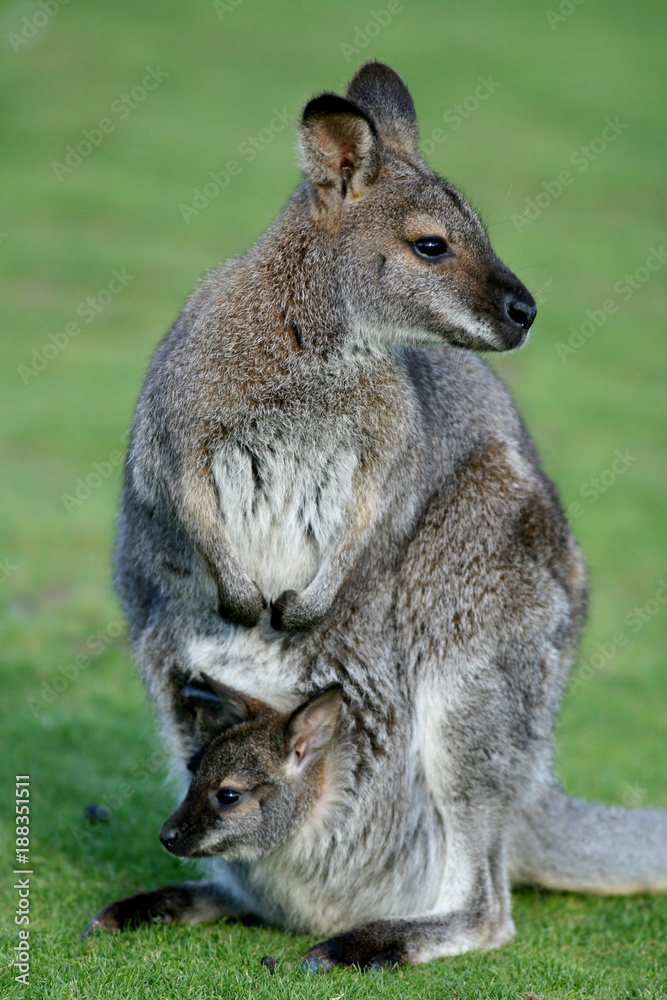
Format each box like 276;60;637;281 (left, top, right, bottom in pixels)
238;188;377;358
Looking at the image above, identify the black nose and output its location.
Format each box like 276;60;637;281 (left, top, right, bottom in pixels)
505;293;537;331
159;825;180;851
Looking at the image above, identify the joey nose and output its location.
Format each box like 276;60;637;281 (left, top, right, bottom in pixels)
505;293;537;331
159;824;180;852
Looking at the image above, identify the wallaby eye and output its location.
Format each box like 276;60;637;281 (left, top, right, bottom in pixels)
412;236;450;260
216;787;241;807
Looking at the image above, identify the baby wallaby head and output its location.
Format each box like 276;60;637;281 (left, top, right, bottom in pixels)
160;675;343;860
296;60;536;352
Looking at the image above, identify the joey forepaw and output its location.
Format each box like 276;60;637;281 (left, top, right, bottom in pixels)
84;881;249;935
83;889;176;935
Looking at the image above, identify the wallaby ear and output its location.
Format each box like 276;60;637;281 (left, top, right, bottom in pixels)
299;94;380;203
345;61;418;156
284;685;343;776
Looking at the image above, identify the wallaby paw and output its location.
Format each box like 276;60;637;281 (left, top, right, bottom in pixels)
270;590;326;632
300;927;406;971
270;590;298;631
217;580;266;628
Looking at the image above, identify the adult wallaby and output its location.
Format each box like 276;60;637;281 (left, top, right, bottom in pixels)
90;62;667;968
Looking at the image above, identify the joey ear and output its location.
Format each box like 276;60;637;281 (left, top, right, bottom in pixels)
299;94;380;202
180;676;273;747
196;673;269;726
345;61;418;156
285;685;343;775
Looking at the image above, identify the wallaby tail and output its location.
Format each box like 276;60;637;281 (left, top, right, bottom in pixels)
509;780;667;894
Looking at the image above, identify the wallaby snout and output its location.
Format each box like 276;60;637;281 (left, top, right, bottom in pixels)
505;290;537;333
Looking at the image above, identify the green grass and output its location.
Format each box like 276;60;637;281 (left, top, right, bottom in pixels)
0;0;665;997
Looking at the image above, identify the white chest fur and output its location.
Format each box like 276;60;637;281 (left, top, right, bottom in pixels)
211;429;357;597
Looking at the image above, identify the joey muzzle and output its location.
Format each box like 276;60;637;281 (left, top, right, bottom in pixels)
159;821;181;854
159;803;202;857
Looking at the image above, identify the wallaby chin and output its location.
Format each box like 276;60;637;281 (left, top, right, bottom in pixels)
101;60;665;970
351;313;530;355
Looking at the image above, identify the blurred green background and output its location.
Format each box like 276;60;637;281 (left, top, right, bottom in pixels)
1;0;665;997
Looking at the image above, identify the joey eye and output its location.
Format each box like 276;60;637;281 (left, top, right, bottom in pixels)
412;236;450;260
216;787;241;807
